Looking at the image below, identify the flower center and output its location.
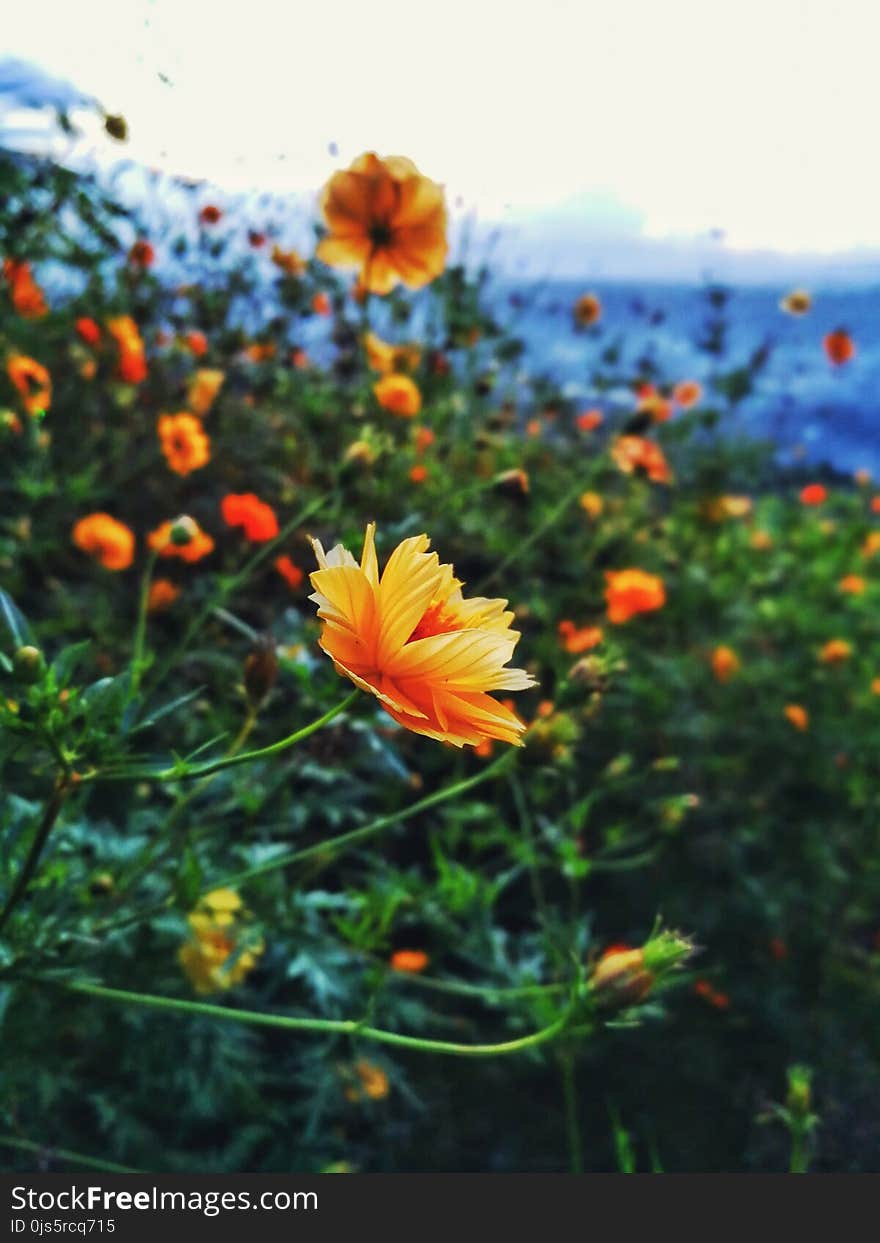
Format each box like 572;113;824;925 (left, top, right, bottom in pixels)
370;222;393;249
407;599;463;643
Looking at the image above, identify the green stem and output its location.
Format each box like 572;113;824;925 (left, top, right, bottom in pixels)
0;1135;140;1175
87;690;358;785
54;979;574;1058
130;549;158;699
219;747;517;887
474;477;585;593
560;1053;584;1173
0;775;70;938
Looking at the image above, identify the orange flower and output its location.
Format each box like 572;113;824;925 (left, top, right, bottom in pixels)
199;204;222;225
525;418;542;438
374;373;421;417
819;638;852;665
106;316;147;384
839;574;865;595
870;497;880;514
245;342;276;363
185;330;208;357
71;513;135;571
558;620;603;654
573;292;601;328
3;259;48;318
409;464;428;484
7;354;51;416
576;408;603;432
579;491;603;519
312;292;331;316
823;328;854;365
365;331;421;375
275;555;304;589
271;246;307;276
75;317;101;346
637;384;673;423
711;645;740;683
799;483;827;505
784;704;809;731
862;532;880;558
604;569;666;624
780;289;811;315
309;523;534;747
128;239;154;267
494;468;529;497
871;677;880;695
592;946;653;1006
221;493;279;542
611;435;671;484
750;529;774;550
346;1060;390;1101
389;949;429;974
414;426;435;453
673;380;702;408
147;578;181;613
158;413;211;476
186;368;225;417
317;152;447;295
148;516;215;563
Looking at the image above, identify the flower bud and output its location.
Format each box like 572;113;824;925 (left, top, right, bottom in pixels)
13;645;45;684
590;946;654;1007
243;636;279;706
104;113;129;141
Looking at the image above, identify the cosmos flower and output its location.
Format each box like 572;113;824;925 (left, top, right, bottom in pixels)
374;373;422;417
148;516;215;563
186;368;225;417
106;315;147;384
823;328;855;365
71;513;135;571
317;152;447;295
611;436;672;484
573;292;601;328
780;289;811;315
784;704;809;731
7;354;51;416
158;413;211;476
308;523;534;747
711;645;740;683
221;493;279;542
2;259;48;319
604;569;666;624
389;950;429;973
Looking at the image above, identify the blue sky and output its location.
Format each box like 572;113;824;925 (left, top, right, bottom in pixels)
5;0;880;281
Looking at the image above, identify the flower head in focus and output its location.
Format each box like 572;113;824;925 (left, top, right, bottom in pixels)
309;523;534;747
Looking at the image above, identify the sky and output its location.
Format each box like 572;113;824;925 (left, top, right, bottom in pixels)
6;0;880;274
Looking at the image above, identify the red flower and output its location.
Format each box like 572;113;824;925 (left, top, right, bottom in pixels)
199;205;222;225
799;483;827;506
221;493;279;542
128;240;155;267
274;555;304;589
248;231;266;248
823;329;855;366
75;317;102;347
312;292;331;316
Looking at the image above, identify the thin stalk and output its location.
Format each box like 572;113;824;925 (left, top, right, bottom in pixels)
85;690;358;785
0;775;71;938
129;549;158;699
0;1135;140;1175
560;1053;584;1173
54;979;575;1058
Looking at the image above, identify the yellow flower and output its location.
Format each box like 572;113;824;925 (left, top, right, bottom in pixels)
819;639;852;665
373;373;422;417
579;491;604;519
187;368;225;417
179;888;264;995
365;332;421;374
317;153;447;295
308;523;534;747
711;646;740;683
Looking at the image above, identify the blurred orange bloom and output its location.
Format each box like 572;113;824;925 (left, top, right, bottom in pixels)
128;239;155;267
245;342;276;363
871;677;880;695
199;205;222;225
558;620;603;654
365;331;422;375
862;532;880;558
312;292;331;316
317;152;447;295
784;704;809;731
611;435;672;484
839;574;865;595
7;354;51;416
414;426;435;453
637;384;673;423
525;418;542;438
185;330;208;357
3;259;48;318
346;1060;390;1102
147;579;181;613
823;328;854;365
819;638;852;665
148;516;215;563
75;317;101;346
72;513;135;571
711;645;740;683
694;979;730;1010
221;493;279;542
870;497;880;514
576;409;603;432
673;380;702;408
106;316;147;384
604;569;666;624
309;523;534;747
750;529;774;550
579;491;604;518
409;464;428;484
799;483;827;505
271;246;307;276
374;373;421;417
275;555;304;589
854;468;872;487
494;468;529;497
158;413;211;476
780;289;811;315
389;949;429;973
573;293;601;328
187;368;225;417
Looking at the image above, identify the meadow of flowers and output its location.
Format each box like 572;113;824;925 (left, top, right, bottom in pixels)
1;140;879;1175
